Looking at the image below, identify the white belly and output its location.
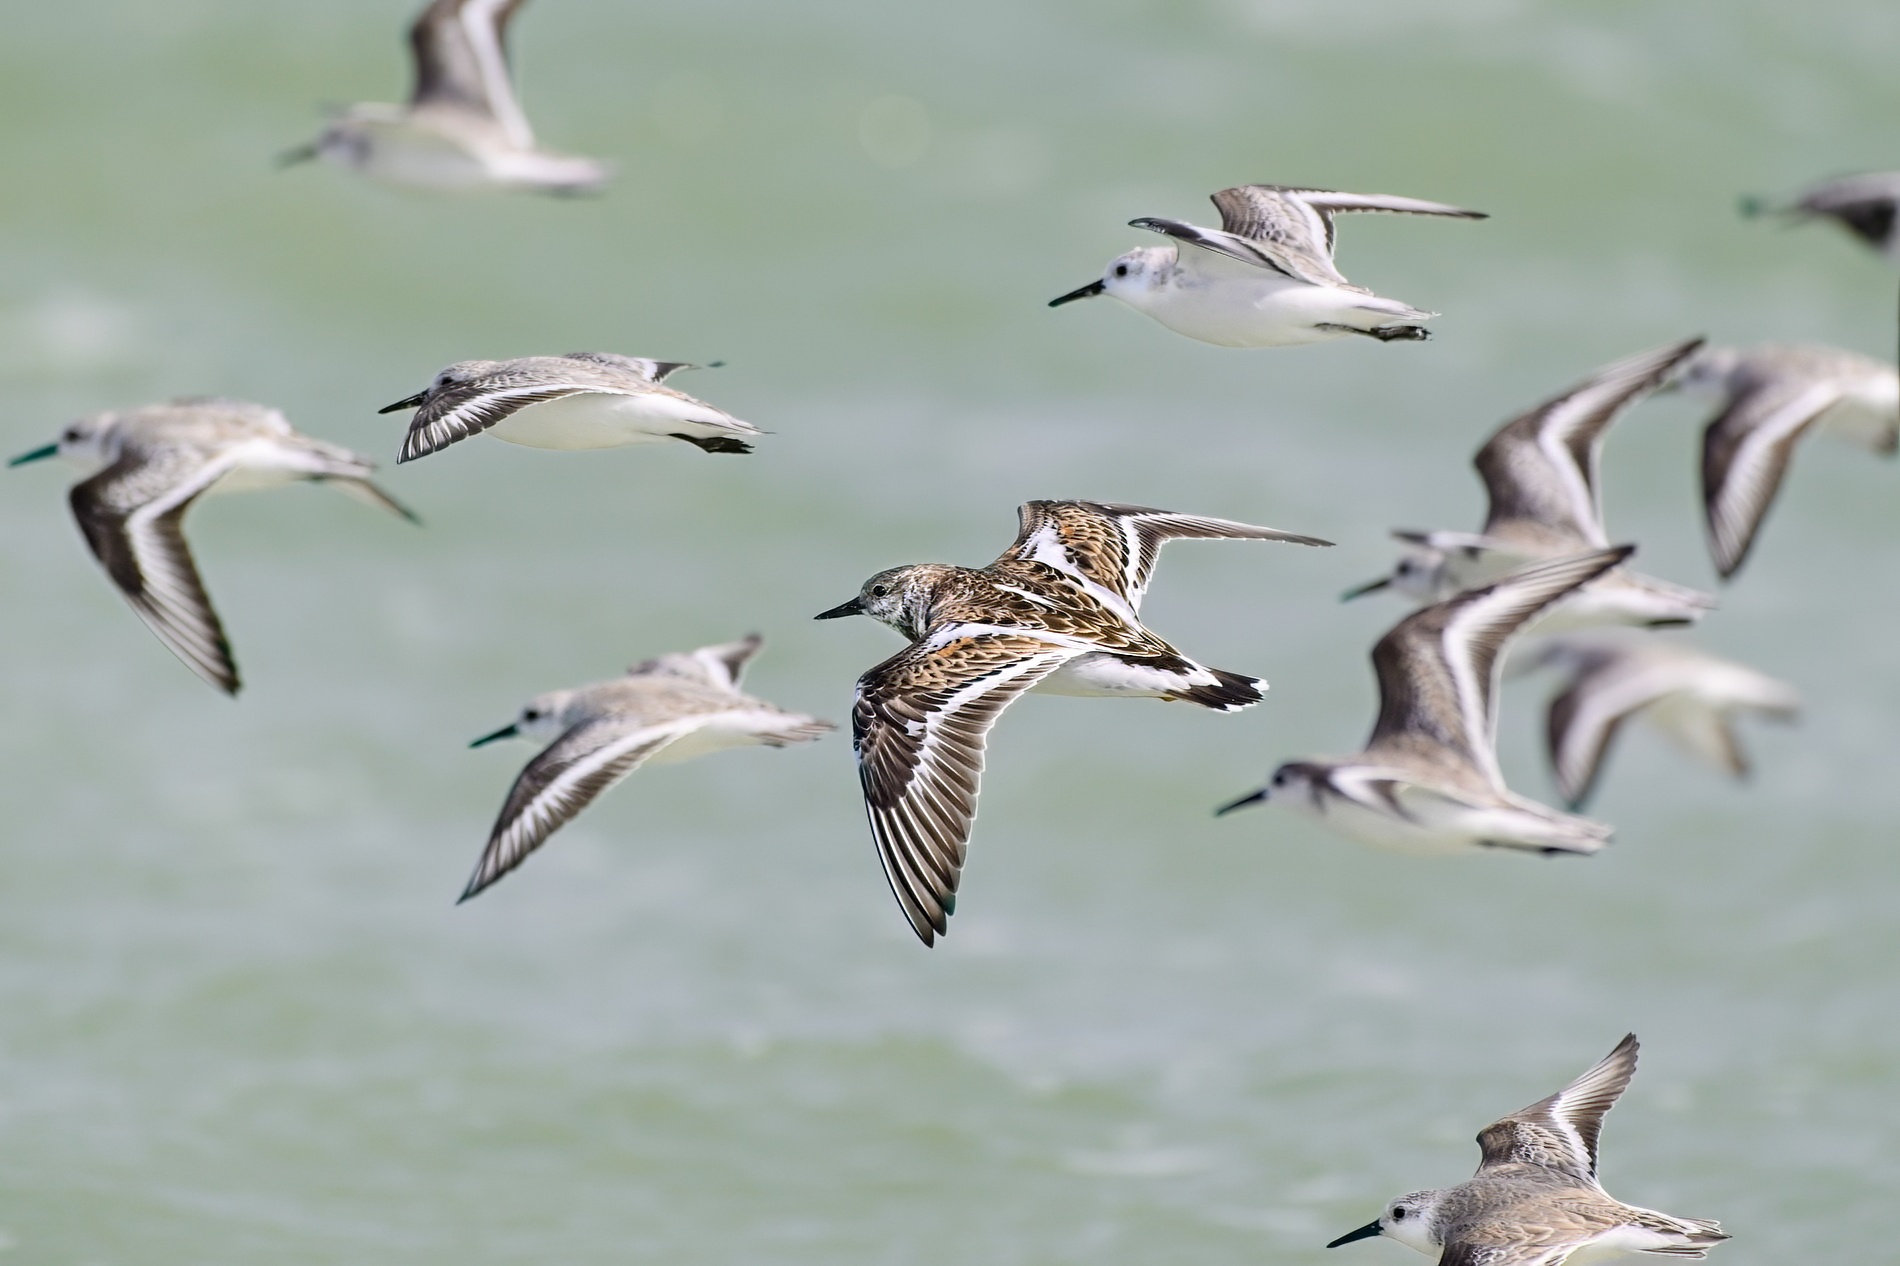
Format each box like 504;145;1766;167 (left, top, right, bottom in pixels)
340;120;498;191
1285;782;1606;857
487;392;738;451
1133;277;1427;347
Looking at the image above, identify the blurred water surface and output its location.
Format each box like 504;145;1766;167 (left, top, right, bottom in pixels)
1;1;1897;1262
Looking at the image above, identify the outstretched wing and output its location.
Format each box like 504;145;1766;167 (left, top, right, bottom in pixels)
1475;1033;1640;1185
409;0;534;147
1149;185;1486;286
999;499;1330;620
70;446;243;695
853;630;1081;946
1476;339;1705;547
1366;549;1630;789
1700;378;1842;579
1545;654;1684;809
396;373;594;462
460;716;693;901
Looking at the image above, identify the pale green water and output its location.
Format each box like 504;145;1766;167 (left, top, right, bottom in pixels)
1;1;1898;1262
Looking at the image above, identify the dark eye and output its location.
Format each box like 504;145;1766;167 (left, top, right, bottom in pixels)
524;708;541;720
63;428;80;441
1391;1208;1407;1221
870;584;890;598
1113;263;1129;277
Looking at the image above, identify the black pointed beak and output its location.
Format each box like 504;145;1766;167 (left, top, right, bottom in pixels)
814;597;865;620
1215;787;1268;816
8;443;58;467
1048;279;1107;307
1339;576;1391;602
276;141;321;169
469;724;519;748
1327;1220;1384;1248
379;390;428;415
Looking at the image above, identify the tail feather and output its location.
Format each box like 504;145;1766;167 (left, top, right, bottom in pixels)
1169;667;1263;712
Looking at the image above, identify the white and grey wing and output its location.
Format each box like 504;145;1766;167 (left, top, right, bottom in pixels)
1137;186;1341;285
1001;499;1330;616
852;632;1080;946
1212;184;1485;270
1475;1033;1640;1183
460;716;689;901
1368;549;1631;781
398;374;594;462
1546;659;1680;809
1476;338;1705;545
1701;379;1842;578
69;448;243;695
409;0;535;147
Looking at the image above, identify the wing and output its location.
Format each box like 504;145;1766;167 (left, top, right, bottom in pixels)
1475;1033;1639;1183
852;631;1081;945
1366;549;1631;787
1217;184;1484;248
561;352;710;382
397;375;595;462
1476;339;1705;546
408;0;535;147
1437;1241;1580;1266
1700;378;1840;579
999;500;1330;620
460;717;689;901
69;448;242;695
1132;203;1338;287
1546;658;1680;809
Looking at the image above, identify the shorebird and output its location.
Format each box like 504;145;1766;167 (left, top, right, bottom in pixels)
1049;184;1485;347
1345;338;1714;631
814;499;1331;945
1327;1034;1730;1265
1743;173;1900;369
378;353;759;462
1523;633;1801;810
1671;342;1899;579
460;635;832;901
9;398;415;696
281;0;609;195
1219;550;1626;857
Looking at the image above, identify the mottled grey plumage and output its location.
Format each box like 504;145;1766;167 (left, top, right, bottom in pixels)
1349;339;1713;630
381;352;756;462
1225;550;1626;857
10;398;414;695
462;635;832;901
285;0;609;194
1674;343;1900;579
1327;1035;1729;1266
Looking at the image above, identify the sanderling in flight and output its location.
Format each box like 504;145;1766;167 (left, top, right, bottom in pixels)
1743;173;1900;367
1220;549;1626;857
379;352;759;463
281;0;609;195
814;499;1332;945
1521;632;1800;810
1049;184;1486;347
1742;171;1900;262
1671;342;1898;579
460;634;832;901
1345;338;1714;631
10;398;415;696
1327;1034;1729;1265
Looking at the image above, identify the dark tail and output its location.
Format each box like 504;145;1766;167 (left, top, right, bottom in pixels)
1170;667;1263;712
672;433;753;454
